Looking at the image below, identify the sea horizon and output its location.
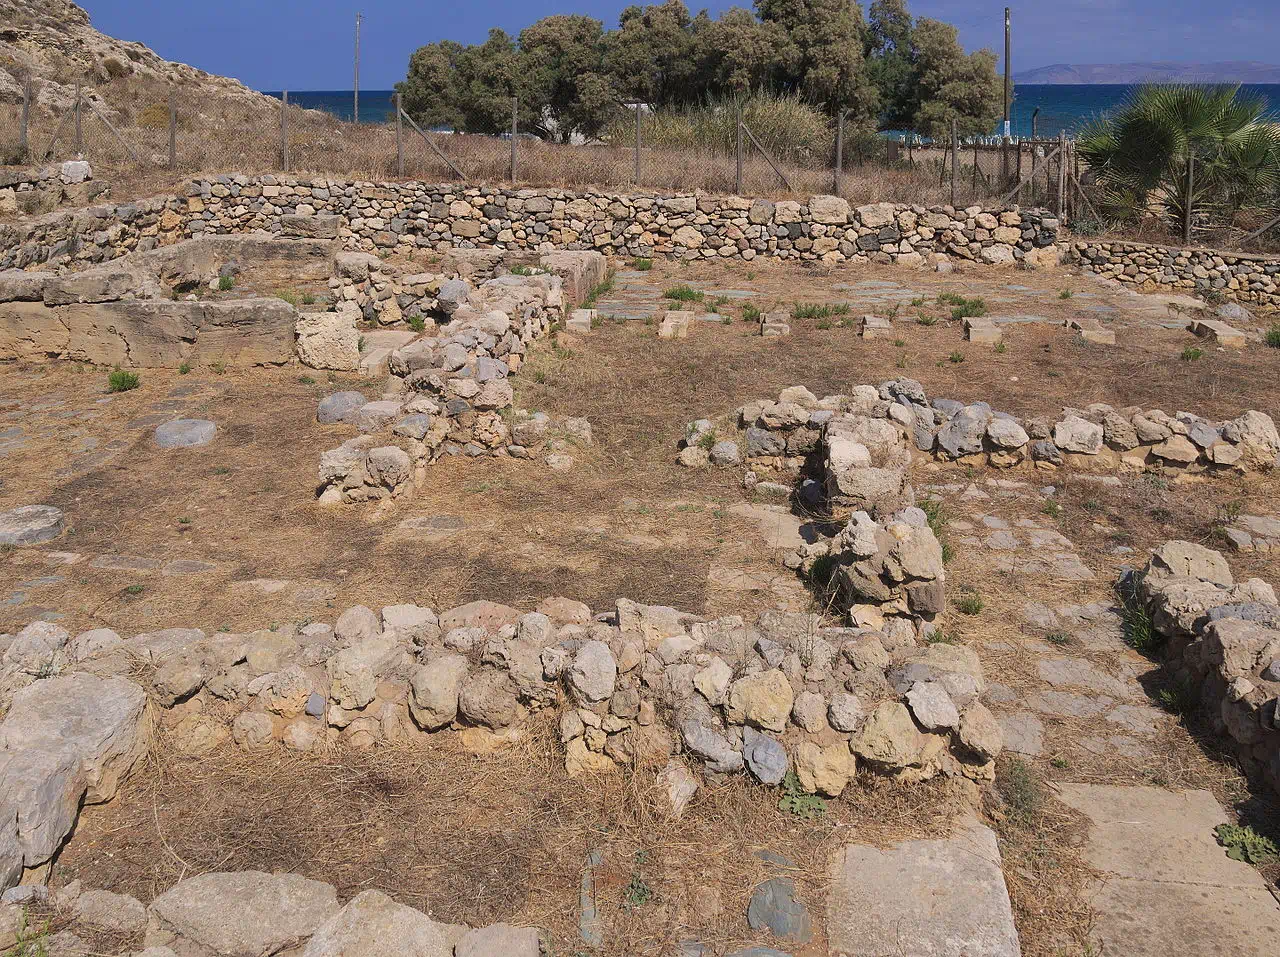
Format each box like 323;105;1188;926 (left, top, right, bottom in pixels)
267;84;1280;139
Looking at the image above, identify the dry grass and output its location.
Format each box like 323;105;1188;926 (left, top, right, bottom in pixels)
54;718;977;956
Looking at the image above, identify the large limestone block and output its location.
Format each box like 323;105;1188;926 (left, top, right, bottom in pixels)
281;213;341;239
0;674;150;875
297;311;360;371
0;301;70;358
301;889;459;957
827;813;1021;956
42;260;163;305
146;871;341;956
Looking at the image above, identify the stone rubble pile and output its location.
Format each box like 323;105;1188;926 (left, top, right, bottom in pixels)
680;377;1280;482
0;592;1002;863
1135;541;1280;795
0;161;106;218
314;257;601;503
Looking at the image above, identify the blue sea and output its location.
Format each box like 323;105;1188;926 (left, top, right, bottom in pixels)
268;85;1280;138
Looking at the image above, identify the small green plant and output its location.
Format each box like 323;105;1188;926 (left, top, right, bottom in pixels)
178;517;191;525
357;335;367;353
916;314;938;326
1265;325;1280;348
994;341;1007;354
1046;631;1072;646
832;303;852;316
124;584;145;596
1181;346;1203;361
1119;575;1162;655
218;275;235;292
696;431;717;452
927;626;962;645
919;499;955;564
508;264;544;276
893;338;905;347
298;374;316;384
742;303;762;322
621;849;654;911
632;257;653;271
1082;498;1101;512
999;758;1044;825
1059;289;1074;299
212;466;232;476
581;270;616;309
108;369;140;392
948;351;965;363
1215;823;1279;865
10;910;50;957
910;296;926;307
793;302;835;320
1041;500;1061;518
1049;757;1070;770
663;284;704;303
895;354;907;370
778;770;827;819
1157;677;1199;717
939;293;987;320
209;360;226;375
178;361;192;375
275;288;299;306
816;319;833;330
408;315;426;333
301;292;317;305
534;370;547;384
955;590;985;615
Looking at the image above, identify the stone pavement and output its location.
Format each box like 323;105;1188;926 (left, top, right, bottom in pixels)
1057;784;1280;957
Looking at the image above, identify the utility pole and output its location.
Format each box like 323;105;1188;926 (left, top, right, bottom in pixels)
353;12;363;124
1003;8;1011;142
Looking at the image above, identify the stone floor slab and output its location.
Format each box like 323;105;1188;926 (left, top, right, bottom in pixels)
827;812;1021;957
1056;784;1280;957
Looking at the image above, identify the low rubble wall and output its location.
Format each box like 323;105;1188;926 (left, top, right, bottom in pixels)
1071;240;1280;311
1135;541;1280;795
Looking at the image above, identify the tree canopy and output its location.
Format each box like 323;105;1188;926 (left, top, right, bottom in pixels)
396;0;1002;141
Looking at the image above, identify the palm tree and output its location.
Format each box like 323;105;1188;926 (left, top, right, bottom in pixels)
1077;84;1280;241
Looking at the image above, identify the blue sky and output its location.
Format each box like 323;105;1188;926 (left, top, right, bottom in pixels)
85;0;1279;91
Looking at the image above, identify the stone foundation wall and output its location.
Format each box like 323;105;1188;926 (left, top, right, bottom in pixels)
1070;240;1280;310
1136;541;1280;795
0;175;1061;271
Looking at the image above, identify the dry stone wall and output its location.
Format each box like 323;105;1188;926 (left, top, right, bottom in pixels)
1071;239;1280;310
1135;541;1280;795
0;175;1061;272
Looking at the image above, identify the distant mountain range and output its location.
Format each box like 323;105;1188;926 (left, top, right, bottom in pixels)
1014;62;1280;84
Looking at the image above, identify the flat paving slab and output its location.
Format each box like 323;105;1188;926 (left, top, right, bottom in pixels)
1056;783;1280;957
827;812;1021;956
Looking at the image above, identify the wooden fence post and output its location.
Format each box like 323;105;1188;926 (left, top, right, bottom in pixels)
950;120;958;209
1183;154;1194;245
510;96;518;183
395;92;403;177
971;141;978;199
634;104;642;184
1056;131;1067;219
168;88;177;170
74;83;82;153
20;80;30;161
735;105;744;195
833;110;844;194
281;90;289;172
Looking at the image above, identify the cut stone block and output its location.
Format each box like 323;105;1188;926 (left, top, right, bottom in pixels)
1189;318;1247;349
659;311;692;339
827;812;1021;956
1056;784;1280;957
566;309;596;334
860;315;891;339
0;504;64;546
154;419;216;449
1067;317;1116;345
761;313;791;338
963;317;1002;344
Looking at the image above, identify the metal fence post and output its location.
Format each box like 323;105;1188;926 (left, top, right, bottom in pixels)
168;88;177;170
735;105;744;195
281;90;289;172
395;92;403;177
634;103;641;185
74;83;82;154
510;96;518;183
833;110;844;194
1056;130;1066;218
20;80;30;161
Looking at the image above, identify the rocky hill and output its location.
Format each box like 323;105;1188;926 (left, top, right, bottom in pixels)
0;0;277;115
1014;61;1280;84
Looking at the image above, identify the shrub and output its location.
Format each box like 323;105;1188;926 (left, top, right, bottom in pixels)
108;369;139;392
949;297;987;320
1181;346;1203;361
137;102;171;130
408;315;426;333
178;361;191;375
1265;325;1280;348
916;314;938;326
955;591;984;615
218;275;235;292
742;303;762;322
275;288;299;306
948;351;965;363
998;758;1044;824
632;258;653;271
664;284;704;303
793;302;835;319
1059;289;1073;299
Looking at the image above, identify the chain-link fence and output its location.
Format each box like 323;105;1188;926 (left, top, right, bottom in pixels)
5;84;1087;215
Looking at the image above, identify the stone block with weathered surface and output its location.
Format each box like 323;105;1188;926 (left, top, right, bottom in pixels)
1067;316;1116;345
860;314;891;339
1189;318;1247;348
659;311;692;339
281;213;342;239
761;313;791;337
566;309;596;334
827;813;1021;956
963;316;1002;344
538;250;607;305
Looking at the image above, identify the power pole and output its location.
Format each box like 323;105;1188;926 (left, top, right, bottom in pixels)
353;12;363;124
1003;8;1011;142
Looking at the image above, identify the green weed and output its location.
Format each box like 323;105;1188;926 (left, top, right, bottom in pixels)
218;275;235;292
1215;823;1279;865
632;257;653;271
664;284;704;303
108;369;140;392
778;770;827;819
1181;346;1203;361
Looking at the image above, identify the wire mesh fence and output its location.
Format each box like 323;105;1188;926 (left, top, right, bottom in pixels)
5;85;1090;215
